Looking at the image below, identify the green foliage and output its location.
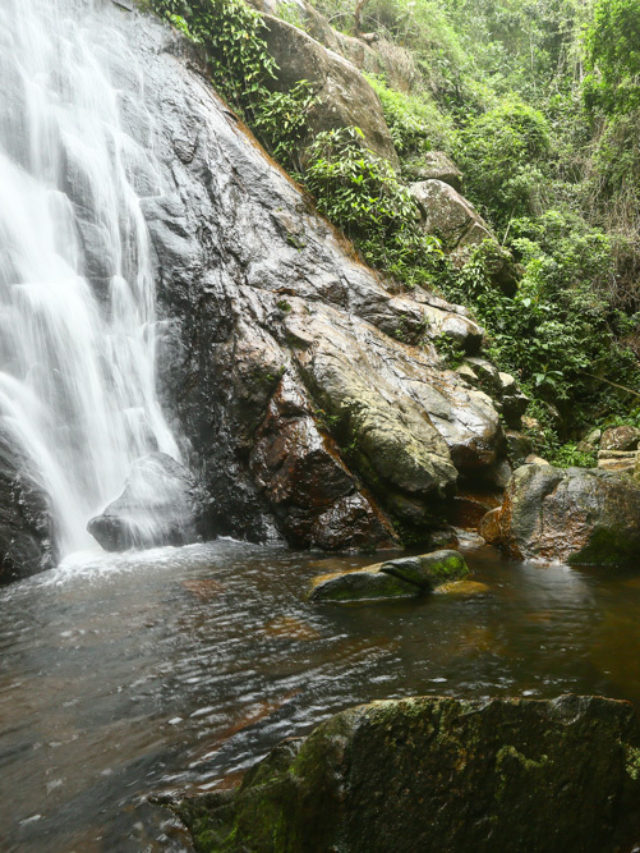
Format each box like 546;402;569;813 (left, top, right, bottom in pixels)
457;98;551;228
433;334;466;368
585;0;640;114
301;127;444;286
147;0;276;119
366;74;455;161
147;0;317;169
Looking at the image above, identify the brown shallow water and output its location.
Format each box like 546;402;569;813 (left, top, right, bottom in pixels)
1;538;640;851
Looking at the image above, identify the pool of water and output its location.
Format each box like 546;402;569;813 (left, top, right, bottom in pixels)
2;538;640;851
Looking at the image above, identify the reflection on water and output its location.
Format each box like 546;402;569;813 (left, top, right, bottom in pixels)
1;540;639;851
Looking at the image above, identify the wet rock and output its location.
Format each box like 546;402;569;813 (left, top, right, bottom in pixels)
435;579;490;596
101;6;507;547
0;431;58;583
175;694;640;853
309;568;419;602
87;453;204;551
601;425;640;452
480;462;640;565
309;548;469;602
380;548;469;589
250;374;395;550
261;14;399;167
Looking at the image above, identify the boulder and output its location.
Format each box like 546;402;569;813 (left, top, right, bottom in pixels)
480;462;640;565
408;180;518;295
309;568;419;602
249;374;396;550
87;453;204;551
175;694;640;853
380;548;469;589
261;14;399;167
409;179;491;250
0;432;58;583
309;548;469;602
601;425;640;452
411;150;462;190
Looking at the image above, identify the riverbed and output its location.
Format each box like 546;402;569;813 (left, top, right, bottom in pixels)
2;539;639;851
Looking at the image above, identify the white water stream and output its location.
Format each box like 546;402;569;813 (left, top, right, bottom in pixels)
0;0;180;555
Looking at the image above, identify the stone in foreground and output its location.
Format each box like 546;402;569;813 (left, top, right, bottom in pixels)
87;453;204;551
480;462;640;565
174;694;640;853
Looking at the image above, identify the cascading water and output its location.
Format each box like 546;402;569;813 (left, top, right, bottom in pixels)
0;0;180;556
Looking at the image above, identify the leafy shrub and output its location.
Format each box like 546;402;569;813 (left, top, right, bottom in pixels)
365;74;455;161
457;98;550;228
301;127;443;287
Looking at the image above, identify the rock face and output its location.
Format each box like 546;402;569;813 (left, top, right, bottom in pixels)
480;462;640;565
175;694;640;853
0;432;58;583
87;453;204;551
92;5;508;548
261;14;399;167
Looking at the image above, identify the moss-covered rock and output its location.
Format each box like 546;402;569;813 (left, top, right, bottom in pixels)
379;548;469;589
309;568;419;602
175;694;640;852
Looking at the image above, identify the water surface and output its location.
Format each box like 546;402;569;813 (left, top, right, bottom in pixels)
1;539;639;851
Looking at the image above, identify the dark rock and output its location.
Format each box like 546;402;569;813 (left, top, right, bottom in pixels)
505;430;533;467
0;431;58;583
380;548;469;589
249;374;396;550
87;452;204;551
175;694;640;853
601;425;640;452
480;462;640;565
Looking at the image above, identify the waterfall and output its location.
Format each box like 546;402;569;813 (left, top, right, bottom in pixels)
0;0;180;556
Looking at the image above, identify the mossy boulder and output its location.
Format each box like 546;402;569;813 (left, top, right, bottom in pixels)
309;568;418;602
481;462;640;566
379;548;469;589
309;548;469;602
175;694;640;852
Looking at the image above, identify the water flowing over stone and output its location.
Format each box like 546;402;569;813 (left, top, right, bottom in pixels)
0;0;181;558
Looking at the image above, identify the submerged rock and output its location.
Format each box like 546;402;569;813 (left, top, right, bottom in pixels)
175;694;640;853
87;453;203;551
480;462;640;565
0;431;58;583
